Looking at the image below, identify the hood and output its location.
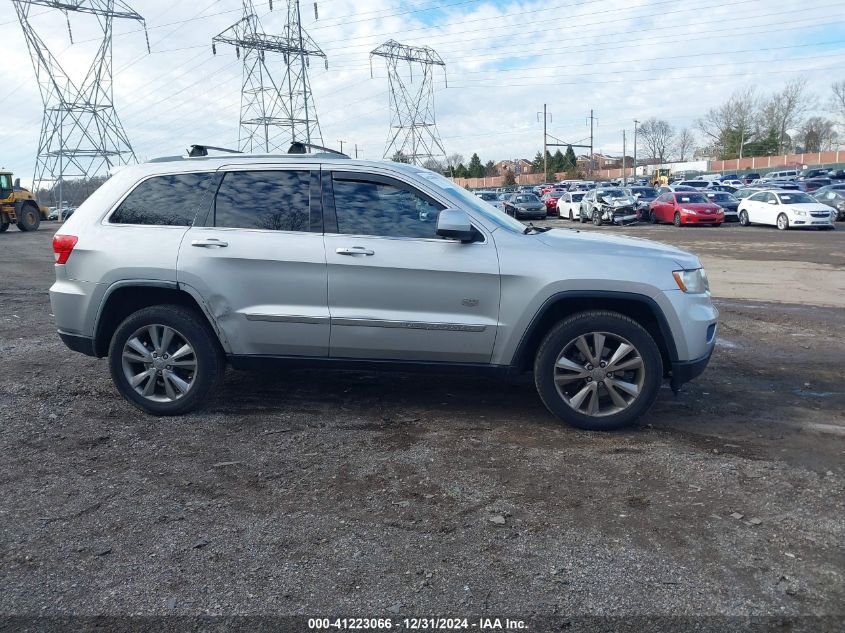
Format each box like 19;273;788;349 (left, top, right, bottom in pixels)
678;203;722;212
536;228;701;269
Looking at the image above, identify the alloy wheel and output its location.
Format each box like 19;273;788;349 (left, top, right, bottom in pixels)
553;331;645;417
121;324;198;402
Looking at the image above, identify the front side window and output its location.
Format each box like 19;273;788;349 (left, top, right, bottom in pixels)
110;172;217;226
214;170;310;231
748;192;768;202
332;177;445;239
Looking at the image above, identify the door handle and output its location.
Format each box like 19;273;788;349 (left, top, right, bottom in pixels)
336;246;374;256
191;238;228;248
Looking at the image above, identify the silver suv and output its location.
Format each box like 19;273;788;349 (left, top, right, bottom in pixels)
50;150;718;431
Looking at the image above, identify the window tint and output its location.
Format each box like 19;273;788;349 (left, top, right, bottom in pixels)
213;170;310;231
110;172;217;226
332;177;445;238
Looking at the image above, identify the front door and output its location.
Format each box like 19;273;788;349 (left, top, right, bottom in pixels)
323;171;500;363
178;167;329;357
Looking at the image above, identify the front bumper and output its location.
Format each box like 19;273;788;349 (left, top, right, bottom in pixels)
670;349;713;393
681;214;724;225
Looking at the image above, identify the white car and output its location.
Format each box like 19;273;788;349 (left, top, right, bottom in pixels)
556;191;586;221
720;179;744;188
737;190;836;230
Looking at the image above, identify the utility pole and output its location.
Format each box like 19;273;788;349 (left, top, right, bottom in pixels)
587;110;598;176
622;129;627;186
338;140;345;154
354;144;359;158
633;119;639;181
537;104;551;179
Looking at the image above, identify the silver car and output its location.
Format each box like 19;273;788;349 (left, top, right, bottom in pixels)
50;151;718;431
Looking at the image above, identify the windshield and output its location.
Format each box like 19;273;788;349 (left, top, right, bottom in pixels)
675;193;709;204
571;193;584;201
709;193;735;202
777;192;816;204
514;194;540;203
597;189;628;199
631;187;656;197
413;170;525;232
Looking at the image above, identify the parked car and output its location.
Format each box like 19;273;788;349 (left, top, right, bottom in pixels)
764;180;800;191
579;187;638;225
737;190;835;230
828;169;845;180
504;193;547;220
812;188;845;220
556;191;586;221
649;191;724;227
718;173;739;181
541;190;566;217
704;191;740;222
719;180;744;189
742;173;761;184
656;185;698;196
49;151;718;430
706;183;739;194
797;168;829;180
733;187;762;201
676;180;711;189
762;169;798;181
801;178;832;193
474;190;499;205
628;186;658;220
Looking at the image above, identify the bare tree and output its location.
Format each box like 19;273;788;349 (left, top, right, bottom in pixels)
697;87;759;158
797;117;839;152
831;80;845;123
675;127;696;161
637;118;675;165
761;78;814;154
444;153;464;176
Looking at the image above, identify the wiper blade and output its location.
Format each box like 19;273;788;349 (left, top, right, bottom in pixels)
523;223;552;234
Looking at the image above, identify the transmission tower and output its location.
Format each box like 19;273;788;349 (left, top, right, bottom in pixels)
13;0;149;198
370;39;447;166
213;0;327;153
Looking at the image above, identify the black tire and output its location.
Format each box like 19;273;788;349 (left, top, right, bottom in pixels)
16;204;40;232
579;209;587;224
739;210;750;226
673;212;682;227
0;222;8;233
776;213;789;231
592;209;602;226
533;311;663;431
650;211;658;224
569;209;574;221
108;304;224;416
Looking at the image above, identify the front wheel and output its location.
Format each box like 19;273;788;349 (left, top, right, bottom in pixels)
777;213;789;230
673;212;682;227
579;210;587;224
108;304;224;415
533;311;663;431
592;209;602;226
569;209;574;221
16;204;40;232
739;210;750;226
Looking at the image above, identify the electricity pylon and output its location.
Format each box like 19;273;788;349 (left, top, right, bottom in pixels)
213;0;327;152
13;0;149;198
370;39;447;166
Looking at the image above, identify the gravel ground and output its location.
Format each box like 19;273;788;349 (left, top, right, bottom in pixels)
0;223;843;629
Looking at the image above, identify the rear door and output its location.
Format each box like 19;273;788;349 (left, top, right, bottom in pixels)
323;169;500;363
177;166;329;357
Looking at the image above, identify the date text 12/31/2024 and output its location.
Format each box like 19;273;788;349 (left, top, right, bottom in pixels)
308;618;528;630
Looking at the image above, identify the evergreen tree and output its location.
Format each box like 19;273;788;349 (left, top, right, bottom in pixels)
454;163;469;178
484;160;497;177
551;149;565;175
531;151;544;173
468;153;484;178
391;151;411;163
564;146;577;173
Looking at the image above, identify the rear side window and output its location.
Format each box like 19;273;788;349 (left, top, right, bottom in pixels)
110;172;216;226
213;170;311;231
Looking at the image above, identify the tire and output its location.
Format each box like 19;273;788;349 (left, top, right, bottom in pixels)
650;211;659;224
739;210;750;226
533;311;663;431
0;222;8;233
108;304;224;416
579;210;586;224
569;210;574;221
673;212;682;227
776;213;789;230
16;204;40;232
592;209;602;226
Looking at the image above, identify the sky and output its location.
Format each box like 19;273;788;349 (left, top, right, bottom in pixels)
2;0;844;187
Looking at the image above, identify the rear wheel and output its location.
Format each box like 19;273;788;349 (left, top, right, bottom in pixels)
534;311;663;431
16;204;40;232
673;212;682;227
777;213;789;230
108;304;224;415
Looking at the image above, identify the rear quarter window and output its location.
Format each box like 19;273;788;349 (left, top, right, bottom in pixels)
109;172;218;226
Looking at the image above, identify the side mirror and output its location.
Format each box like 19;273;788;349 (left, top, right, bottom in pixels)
767;199;777;205
436;208;474;242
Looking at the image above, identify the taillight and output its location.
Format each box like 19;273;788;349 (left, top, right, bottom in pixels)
53;234;78;264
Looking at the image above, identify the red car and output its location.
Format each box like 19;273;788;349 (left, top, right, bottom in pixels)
541;190;565;216
649;191;724;227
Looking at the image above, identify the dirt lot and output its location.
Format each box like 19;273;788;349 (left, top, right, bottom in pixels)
0;222;843;627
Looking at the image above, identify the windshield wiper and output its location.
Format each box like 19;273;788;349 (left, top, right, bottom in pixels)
523;223;551;234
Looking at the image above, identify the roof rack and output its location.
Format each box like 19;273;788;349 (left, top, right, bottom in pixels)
148;142;351;163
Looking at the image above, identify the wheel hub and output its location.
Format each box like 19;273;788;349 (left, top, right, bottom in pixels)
590;367;607;381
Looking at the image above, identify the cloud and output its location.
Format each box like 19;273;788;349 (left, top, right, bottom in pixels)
1;0;843;187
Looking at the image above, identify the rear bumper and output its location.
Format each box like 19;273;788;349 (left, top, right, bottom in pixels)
670;349;713;392
58;331;97;357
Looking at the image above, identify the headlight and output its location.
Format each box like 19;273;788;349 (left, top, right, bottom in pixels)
673;268;709;294
680;208;698;214
794;210;808;217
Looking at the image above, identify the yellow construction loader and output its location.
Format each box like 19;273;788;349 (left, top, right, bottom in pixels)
0;170;47;232
650;168;672;187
